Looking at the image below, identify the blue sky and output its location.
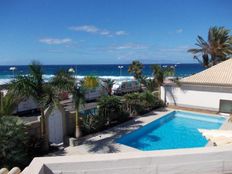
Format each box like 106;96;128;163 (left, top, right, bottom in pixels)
0;0;232;65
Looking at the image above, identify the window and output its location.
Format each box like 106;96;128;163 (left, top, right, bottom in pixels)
219;100;232;114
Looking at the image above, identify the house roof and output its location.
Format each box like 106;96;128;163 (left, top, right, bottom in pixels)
180;58;232;87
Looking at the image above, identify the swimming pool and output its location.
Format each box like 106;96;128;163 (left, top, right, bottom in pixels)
117;111;225;151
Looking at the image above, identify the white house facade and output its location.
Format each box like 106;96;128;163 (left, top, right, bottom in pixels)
161;58;232;112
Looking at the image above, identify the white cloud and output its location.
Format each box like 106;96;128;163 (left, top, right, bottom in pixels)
159;45;190;52
39;38;72;45
69;25;127;36
176;28;183;33
100;30;111;36
112;43;147;50
69;25;99;33
115;30;127;36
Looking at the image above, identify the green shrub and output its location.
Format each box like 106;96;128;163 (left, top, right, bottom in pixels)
80;114;106;134
124;91;164;116
117;111;130;123
98;95;123;124
0;116;29;169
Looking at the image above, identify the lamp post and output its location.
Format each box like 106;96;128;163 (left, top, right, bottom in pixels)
118;65;124;77
9;67;16;78
170;64;177;77
68;67;75;77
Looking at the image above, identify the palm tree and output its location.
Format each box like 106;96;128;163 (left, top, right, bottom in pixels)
10;61;63;149
0;92;21;117
188;26;232;67
144;78;157;92
102;79;115;95
72;84;85;138
128;60;146;83
51;69;75;93
73;76;99;138
151;65;174;101
152;65;174;86
10;61;46;137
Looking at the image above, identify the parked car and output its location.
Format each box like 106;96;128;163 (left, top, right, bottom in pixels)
112;80;141;95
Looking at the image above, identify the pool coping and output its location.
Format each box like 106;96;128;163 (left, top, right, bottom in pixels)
50;108;232;156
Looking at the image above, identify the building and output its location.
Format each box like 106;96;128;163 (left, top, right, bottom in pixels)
161;58;232;112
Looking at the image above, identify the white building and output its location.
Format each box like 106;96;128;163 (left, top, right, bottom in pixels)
161;58;232;112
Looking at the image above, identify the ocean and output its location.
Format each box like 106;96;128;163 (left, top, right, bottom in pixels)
0;64;205;85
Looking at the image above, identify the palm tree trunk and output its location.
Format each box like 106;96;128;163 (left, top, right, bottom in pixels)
40;107;49;151
75;109;81;138
0;92;3;115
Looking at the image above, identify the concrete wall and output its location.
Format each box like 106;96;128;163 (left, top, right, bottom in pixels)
161;84;232;111
25;120;41;140
22;146;232;174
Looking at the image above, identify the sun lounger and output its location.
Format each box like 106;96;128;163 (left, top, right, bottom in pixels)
198;129;232;146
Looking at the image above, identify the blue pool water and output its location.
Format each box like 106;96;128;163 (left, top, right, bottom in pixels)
117;111;225;151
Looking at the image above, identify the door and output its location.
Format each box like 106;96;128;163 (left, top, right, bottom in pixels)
48;108;63;144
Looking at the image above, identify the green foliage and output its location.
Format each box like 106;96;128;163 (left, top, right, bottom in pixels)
188;26;232;67
51;70;75;93
102;79;115;95
80;95;129;135
151;65;174;87
0;92;20;117
9;61;75;147
98;95;123;124
128;60;147;83
124;92;141;115
80;114;106;134
124;91;164;115
0;116;29;169
144;78;158;92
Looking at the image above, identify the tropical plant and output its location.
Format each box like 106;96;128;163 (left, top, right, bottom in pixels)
51;70;75;93
151;65;174;87
0;92;20;117
82;76;99;89
188;26;232;67
151;65;174;101
72;84;85;138
9;61;62;149
98;95;124;125
73;76;99;138
139;91;156;109
0;116;29;169
144;78;157;92
80;114;105;134
124;91;164;116
10;62;46;141
123;92;141;115
102;79;115;95
128;60;146;83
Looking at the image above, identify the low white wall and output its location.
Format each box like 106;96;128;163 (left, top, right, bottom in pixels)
23;146;232;174
161;84;232;111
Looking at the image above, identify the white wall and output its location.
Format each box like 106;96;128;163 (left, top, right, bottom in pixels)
23;146;232;174
161;84;232;111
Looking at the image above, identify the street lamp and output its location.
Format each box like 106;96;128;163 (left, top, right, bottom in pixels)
68;67;75;73
9;66;16;78
68;67;75;77
118;65;124;77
